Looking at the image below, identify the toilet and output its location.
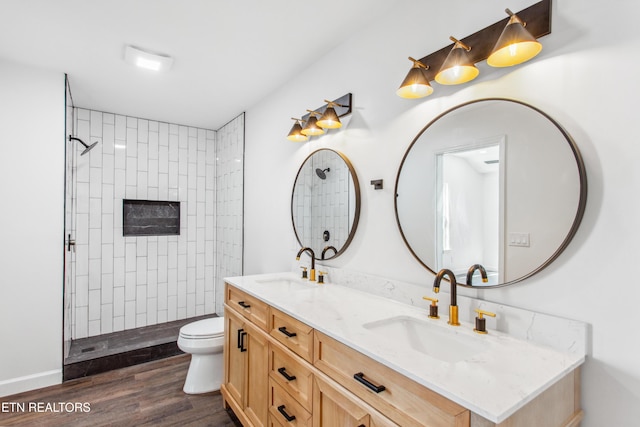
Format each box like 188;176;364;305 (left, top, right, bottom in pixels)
177;317;225;394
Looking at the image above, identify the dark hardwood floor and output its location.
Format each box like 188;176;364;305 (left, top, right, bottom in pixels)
0;355;241;427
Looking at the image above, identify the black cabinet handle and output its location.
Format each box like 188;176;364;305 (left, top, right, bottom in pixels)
277;405;296;422
277;367;297;382
278;326;297;338
239;331;247;352
238;301;251;309
353;372;386;393
236;328;244;349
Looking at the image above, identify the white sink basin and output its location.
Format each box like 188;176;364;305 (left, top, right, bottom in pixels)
362;315;488;363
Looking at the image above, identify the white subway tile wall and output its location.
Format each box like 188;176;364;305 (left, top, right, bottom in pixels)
214;114;244;315
69;108;244;339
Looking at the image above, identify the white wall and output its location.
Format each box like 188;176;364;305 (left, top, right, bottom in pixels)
0;60;65;395
243;1;640;425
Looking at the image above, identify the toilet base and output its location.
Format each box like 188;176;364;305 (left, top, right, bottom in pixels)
183;352;223;394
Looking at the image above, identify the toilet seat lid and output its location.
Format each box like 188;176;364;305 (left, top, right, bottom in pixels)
179;317;224;339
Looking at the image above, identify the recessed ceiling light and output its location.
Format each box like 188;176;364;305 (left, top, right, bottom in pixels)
124;45;173;72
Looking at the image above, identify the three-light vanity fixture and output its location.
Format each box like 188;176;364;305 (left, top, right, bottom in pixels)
286;93;353;142
397;0;550;99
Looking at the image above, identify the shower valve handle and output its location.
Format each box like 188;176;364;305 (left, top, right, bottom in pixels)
67;234;76;252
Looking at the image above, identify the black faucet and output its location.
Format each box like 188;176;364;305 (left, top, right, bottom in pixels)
466;264;489;286
296;247;316;281
433;269;460;326
321;245;337;260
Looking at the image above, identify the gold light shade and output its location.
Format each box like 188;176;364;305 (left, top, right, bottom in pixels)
396;57;433;99
487;9;542;67
301;110;325;136
435;37;479;85
287;118;308;142
317;101;342;129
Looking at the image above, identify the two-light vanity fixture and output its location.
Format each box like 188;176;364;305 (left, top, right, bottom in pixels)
287;94;353;142
397;0;551;99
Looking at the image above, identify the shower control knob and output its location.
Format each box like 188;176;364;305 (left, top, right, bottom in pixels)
67;234;76;252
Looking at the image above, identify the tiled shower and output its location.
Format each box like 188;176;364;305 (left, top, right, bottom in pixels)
63;102;243;353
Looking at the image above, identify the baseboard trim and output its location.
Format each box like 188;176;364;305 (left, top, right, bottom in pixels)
0;369;62;398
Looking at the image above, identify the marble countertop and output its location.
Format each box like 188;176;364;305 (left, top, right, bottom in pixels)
224;272;586;423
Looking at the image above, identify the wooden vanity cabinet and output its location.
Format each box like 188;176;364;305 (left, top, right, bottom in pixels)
222;283;582;427
222;303;269;427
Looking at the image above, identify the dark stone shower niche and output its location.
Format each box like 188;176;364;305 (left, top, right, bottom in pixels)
123;199;180;236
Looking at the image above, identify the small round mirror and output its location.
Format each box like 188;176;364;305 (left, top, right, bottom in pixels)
292;149;361;260
395;98;587;287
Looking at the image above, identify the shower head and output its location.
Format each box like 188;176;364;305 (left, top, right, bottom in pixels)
315;167;330;180
69;135;99;156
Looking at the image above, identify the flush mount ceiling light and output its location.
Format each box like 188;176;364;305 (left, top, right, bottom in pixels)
435;36;479;85
287;118;309;142
301;110;325;136
487;8;543;67
396;57;433;99
124;45;174;72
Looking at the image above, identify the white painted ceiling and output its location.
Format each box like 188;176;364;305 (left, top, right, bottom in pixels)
0;0;404;129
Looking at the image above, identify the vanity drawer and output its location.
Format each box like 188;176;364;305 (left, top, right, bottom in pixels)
269;379;312;427
270;308;314;363
314;331;470;427
269;340;314;412
225;283;269;331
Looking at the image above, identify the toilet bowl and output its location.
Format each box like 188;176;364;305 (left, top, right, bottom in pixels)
177;317;225;394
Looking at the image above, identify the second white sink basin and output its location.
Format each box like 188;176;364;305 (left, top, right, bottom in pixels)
362;315;488;363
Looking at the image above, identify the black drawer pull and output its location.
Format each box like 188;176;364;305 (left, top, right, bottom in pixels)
277;405;296;422
238;301;251;309
353;372;386;393
277;367;297;382
236;328;244;349
239;331;247;352
278;326;297;338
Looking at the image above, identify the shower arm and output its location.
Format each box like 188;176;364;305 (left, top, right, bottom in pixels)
69;135;90;149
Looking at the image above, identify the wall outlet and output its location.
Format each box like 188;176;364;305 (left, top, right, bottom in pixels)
508;232;530;247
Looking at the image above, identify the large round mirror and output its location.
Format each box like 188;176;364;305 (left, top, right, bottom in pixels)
395;98;587;287
292;149;361;260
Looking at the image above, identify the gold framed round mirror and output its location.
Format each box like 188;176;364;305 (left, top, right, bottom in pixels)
395;98;587;287
292;148;361;260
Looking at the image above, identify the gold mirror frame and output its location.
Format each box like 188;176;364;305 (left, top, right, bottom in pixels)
291;149;361;260
394;98;587;288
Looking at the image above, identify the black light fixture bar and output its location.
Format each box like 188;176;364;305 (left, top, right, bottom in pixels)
301;93;352;123
416;0;551;82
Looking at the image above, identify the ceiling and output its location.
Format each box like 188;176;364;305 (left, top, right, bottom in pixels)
0;0;405;129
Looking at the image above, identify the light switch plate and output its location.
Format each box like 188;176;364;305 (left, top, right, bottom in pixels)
508;232;530;247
